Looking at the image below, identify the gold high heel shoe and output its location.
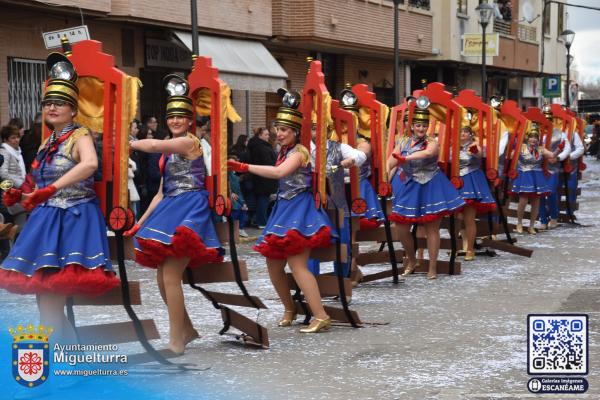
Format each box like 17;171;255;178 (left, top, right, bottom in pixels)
527;227;536;235
402;260;419;277
515;223;523;234
464;251;475;261
299;317;331;333
278;310;297;327
426;273;437;280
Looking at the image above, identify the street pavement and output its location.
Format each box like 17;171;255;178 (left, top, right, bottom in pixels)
3;158;600;399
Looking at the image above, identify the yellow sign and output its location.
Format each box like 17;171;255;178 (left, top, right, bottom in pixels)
461;33;499;57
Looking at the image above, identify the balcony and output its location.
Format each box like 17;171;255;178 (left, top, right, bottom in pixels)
518;24;537;42
493;19;512;36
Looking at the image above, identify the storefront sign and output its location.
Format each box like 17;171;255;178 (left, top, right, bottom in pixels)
43;26;90;49
461;33;499;57
145;38;190;69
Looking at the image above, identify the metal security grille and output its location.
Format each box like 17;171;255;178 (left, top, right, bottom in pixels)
8;58;46;129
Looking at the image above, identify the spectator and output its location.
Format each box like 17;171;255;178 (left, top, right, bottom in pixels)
128;157;140;219
20;113;42;173
230;134;250;162
500;1;512;21
228;154;249;238
137;120;167;214
8;117;25;138
247;127;277;228
0;125;28;230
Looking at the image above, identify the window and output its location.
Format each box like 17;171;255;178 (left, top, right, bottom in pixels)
7;58;45;129
408;0;430;11
543;2;551;35
457;0;468;15
557;3;564;36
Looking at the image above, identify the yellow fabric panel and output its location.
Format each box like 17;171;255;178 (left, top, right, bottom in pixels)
74;77;104;133
295;144;310;167
356;104;388;139
195;84;241;123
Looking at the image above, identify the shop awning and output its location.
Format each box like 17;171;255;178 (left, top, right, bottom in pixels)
173;31;287;92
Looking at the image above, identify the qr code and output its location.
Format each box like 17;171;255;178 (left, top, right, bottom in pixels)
528;314;588;375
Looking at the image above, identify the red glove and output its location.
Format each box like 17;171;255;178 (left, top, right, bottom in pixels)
392;153;406;164
469;145;479;154
558;140;565;151
22;185;57;211
3;188;22;207
227;160;249;173
124;224;140;237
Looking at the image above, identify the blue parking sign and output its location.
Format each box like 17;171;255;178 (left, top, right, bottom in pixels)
543;76;561;97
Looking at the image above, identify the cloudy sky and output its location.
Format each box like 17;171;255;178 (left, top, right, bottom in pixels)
568;0;600;83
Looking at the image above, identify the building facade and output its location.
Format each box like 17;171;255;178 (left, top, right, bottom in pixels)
0;0;567;135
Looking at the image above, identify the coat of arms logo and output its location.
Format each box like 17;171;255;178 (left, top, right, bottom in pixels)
10;324;53;388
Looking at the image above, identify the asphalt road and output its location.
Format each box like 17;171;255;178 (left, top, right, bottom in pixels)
3;158;600;399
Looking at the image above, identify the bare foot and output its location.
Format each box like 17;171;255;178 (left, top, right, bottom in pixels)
184;328;200;345
168;341;186;355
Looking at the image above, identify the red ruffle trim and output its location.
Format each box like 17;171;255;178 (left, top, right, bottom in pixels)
464;199;497;213
0;264;119;297
389;207;464;224
508;191;551;198
359;218;382;230
135;226;223;269
253;226;332;260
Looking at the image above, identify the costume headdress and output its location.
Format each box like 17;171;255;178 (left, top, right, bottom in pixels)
164;74;193;118
274;88;302;131
43;52;78;107
542;103;553;120
412;95;431;124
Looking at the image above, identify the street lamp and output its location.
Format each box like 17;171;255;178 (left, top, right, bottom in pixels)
560;29;575;108
393;0;402;105
475;2;494;101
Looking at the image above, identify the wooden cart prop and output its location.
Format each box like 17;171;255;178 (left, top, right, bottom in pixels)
453;90;532;257
348;84;404;284
294;60;361;327
53;39;181;366
185;56;269;348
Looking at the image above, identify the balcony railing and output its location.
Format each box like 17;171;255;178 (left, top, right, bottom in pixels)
493;19;512;35
395;0;431;11
518;24;537;42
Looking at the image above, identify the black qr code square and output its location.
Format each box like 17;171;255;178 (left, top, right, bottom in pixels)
528;314;588;375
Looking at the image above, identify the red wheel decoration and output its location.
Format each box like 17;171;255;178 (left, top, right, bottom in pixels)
108;207;128;231
579;162;587;171
508;170;518;180
563;163;574;174
124;208;135;231
378;183;392;198
486;168;498;181
314;192;322;209
215;195;226;216
450;176;463;189
351;198;367;214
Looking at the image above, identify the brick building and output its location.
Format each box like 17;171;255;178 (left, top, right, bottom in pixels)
0;0;566;138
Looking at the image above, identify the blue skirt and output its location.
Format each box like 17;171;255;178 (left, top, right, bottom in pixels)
254;191;337;259
353;178;384;224
0;200;118;296
510;169;550;197
390;171;465;224
459;169;497;212
134;190;224;268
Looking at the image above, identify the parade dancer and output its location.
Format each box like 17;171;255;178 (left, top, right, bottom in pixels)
0;53;119;343
228;92;336;333
387;99;465;280
509;127;555;234
538;106;571;230
307;123;366;277
126;75;223;354
456;125;496;261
